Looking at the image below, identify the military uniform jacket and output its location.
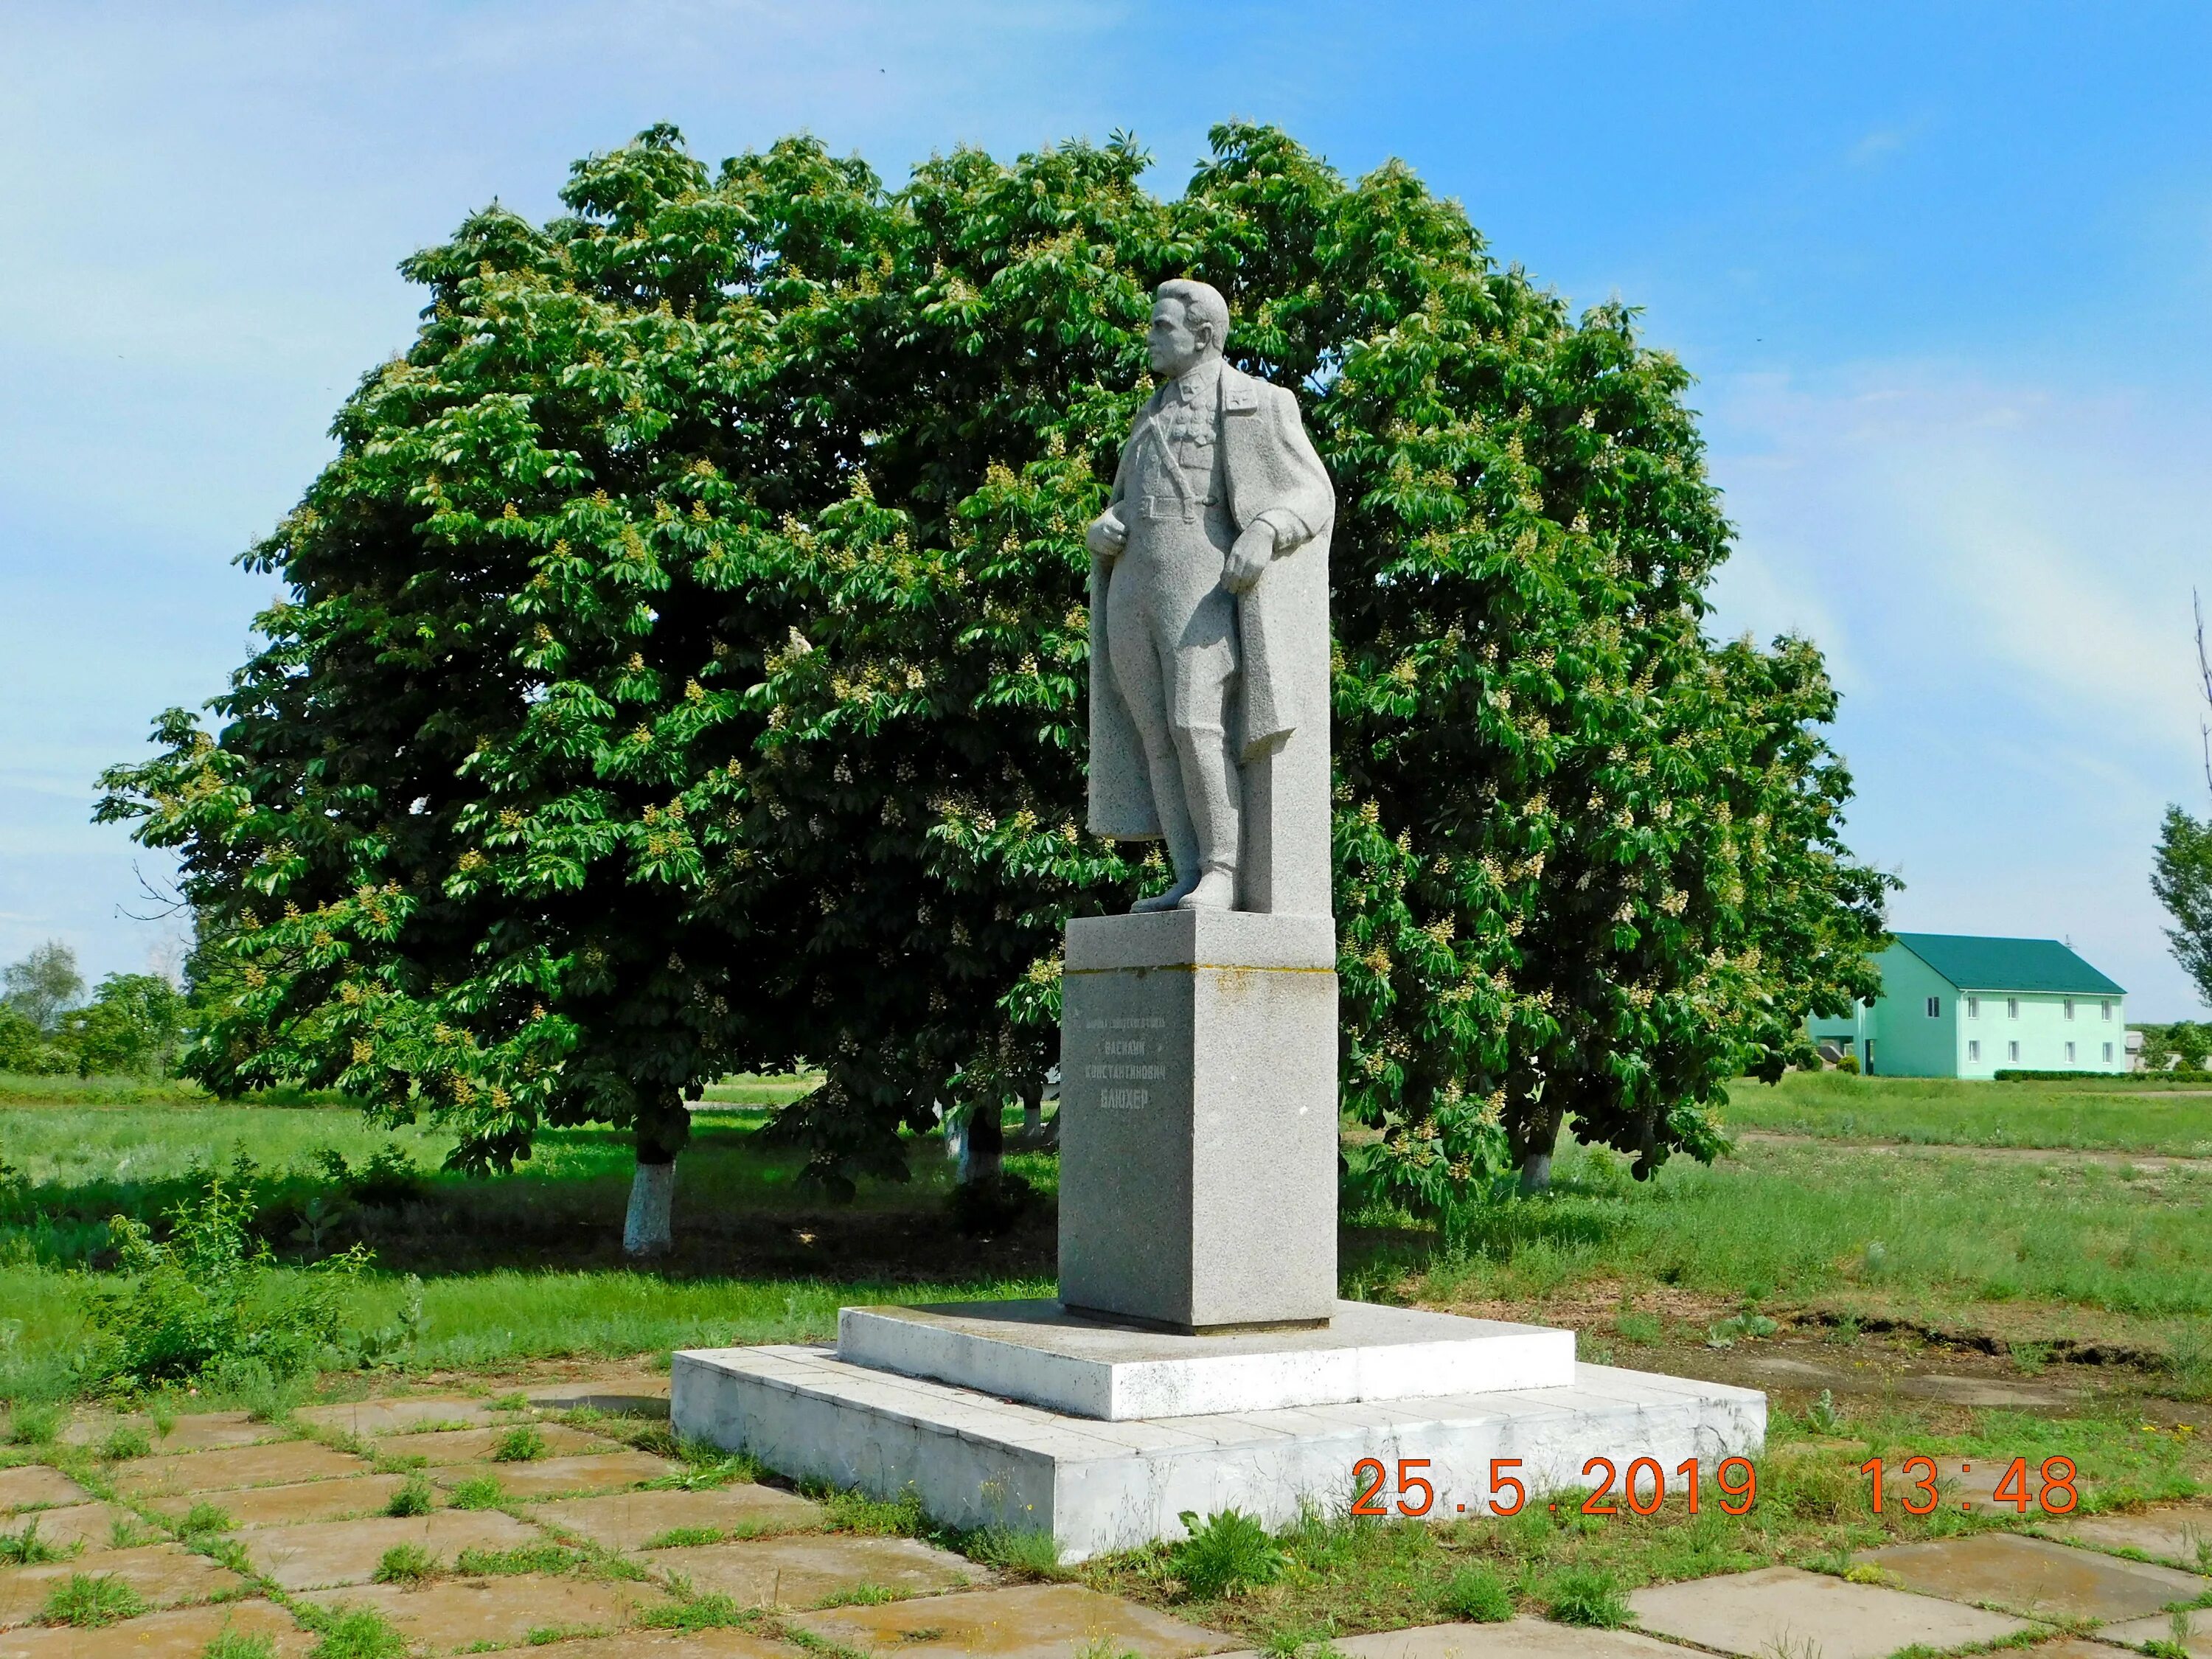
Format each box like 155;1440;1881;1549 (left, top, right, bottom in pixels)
1088;359;1336;841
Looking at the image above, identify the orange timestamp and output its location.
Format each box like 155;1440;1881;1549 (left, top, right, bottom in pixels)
1861;1455;2077;1514
1352;1455;1759;1519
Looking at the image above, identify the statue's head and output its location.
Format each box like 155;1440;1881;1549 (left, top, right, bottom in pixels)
1148;279;1229;378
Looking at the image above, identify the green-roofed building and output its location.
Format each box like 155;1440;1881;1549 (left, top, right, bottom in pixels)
1806;933;2126;1077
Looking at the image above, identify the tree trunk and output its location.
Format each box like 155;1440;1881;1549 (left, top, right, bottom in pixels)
1021;1082;1043;1141
1513;1104;1563;1194
625;1088;691;1258
960;1096;1004;1184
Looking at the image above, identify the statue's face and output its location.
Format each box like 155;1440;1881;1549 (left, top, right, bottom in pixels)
1147;299;1209;378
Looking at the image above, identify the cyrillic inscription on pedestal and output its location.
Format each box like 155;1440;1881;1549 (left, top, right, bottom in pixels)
1058;909;1337;1332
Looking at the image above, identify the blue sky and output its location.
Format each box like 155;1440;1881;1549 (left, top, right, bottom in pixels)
6;1;2212;1013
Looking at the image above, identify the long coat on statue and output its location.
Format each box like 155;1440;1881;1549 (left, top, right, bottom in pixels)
1088;361;1336;841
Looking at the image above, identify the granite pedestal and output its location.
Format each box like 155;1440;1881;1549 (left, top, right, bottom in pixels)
1057;908;1338;1331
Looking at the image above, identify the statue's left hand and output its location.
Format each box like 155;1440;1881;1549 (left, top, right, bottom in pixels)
1222;521;1277;594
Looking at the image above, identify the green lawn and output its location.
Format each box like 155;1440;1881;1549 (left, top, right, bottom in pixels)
4;1071;2209;1405
1722;1068;2212;1155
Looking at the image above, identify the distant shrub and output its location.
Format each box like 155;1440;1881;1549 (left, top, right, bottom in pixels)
1834;1053;1859;1075
83;1177;369;1387
315;1147;425;1209
1173;1509;1288;1599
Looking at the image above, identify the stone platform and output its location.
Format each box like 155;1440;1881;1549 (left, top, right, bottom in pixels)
669;1340;1765;1561
836;1298;1574;1420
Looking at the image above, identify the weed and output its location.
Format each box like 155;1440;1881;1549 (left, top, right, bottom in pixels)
304;1605;410;1659
8;1402;60;1444
1543;1568;1628;1628
0;1517;66;1565
385;1477;434;1518
814;1484;925;1537
85;1178;370;1388
1806;1389;1846;1435
639;1593;760;1632
1705;1313;1778;1349
99;1424;153;1461
486;1394;529;1412
964;1525;1064;1580
452;1543;577;1576
813;1584;902;1609
447;1475;505;1510
316;1147;424;1210
2010;1341;2051;1377
201;1628;279;1659
178;1501;234;1537
1613;1311;1663;1344
41;1573;147;1629
642;1526;725;1549
526;1628;605;1646
1436;1563;1513;1623
372;1543;438;1585
1175;1509;1288;1599
490;1425;546;1463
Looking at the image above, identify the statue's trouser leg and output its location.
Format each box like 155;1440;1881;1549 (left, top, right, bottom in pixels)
1165;614;1240;879
1107;557;1202;885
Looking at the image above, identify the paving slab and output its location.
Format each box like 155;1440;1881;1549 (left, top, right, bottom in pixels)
2101;1607;2212;1655
646;1534;975;1609
792;1583;1229;1659
0;1471;89;1516
242;1509;541;1590
115;1441;369;1498
296;1399;512;1436
143;1474;415;1531
376;1425;619;1467
504;1629;782;1659
2048;1506;2212;1571
0;1597;309;1659
528;1380;669;1416
1628;1565;2031;1659
534;1486;823;1551
435;1452;675;1500
1219;1625;1697;1659
0;1503;154;1556
1860;1532;2210;1621
75;1414;288;1455
0;1544;247;1628
297;1573;667;1652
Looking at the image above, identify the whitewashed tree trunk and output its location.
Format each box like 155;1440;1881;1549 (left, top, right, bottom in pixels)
623;1159;677;1256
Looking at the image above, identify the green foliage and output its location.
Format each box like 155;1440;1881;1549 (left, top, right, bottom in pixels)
964;1524;1065;1579
178;1501;234;1537
1175;1508;1289;1599
41;1572;146;1629
62;975;188;1079
372;1543;438;1585
1542;1567;1628;1627
316;1147;425;1208
83;1176;369;1385
4;943;83;1034
0;1006;72;1076
97;122;1884;1218
386;1476;435;1517
490;1424;546;1461
2155;804;2212;1007
304;1605;410;1659
0;1517;66;1565
446;1475;505;1509
202;1629;278;1659
99;1423;153;1461
1436;1563;1513;1623
813;1484;926;1537
637;1593;759;1632
453;1543;580;1576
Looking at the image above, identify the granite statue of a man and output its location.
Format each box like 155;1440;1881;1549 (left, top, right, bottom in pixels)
1085;279;1336;917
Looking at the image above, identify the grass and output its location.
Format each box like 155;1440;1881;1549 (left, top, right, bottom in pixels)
0;1516;67;1565
1725;1069;2212;1155
490;1425;547;1462
177;1501;234;1537
451;1543;582;1576
384;1476;434;1517
204;1630;279;1659
372;1543;439;1585
41;1572;147;1628
303;1604;410;1659
445;1475;505;1510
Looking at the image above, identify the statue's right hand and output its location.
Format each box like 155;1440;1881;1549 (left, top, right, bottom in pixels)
1086;511;1127;560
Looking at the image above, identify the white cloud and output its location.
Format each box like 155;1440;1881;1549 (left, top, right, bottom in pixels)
1703;364;2212;1016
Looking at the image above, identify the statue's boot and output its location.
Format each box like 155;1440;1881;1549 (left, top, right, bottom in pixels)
1133;876;1199;913
1177;867;1236;911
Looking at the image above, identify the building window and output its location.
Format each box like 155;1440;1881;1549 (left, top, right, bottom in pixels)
2065;1041;2076;1063
2007;996;2020;1018
2101;1000;2113;1020
2064;998;2075;1020
2008;1040;2020;1062
1926;995;1941;1018
1966;995;1980;1018
1968;1040;1980;1061
2103;1042;2114;1062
